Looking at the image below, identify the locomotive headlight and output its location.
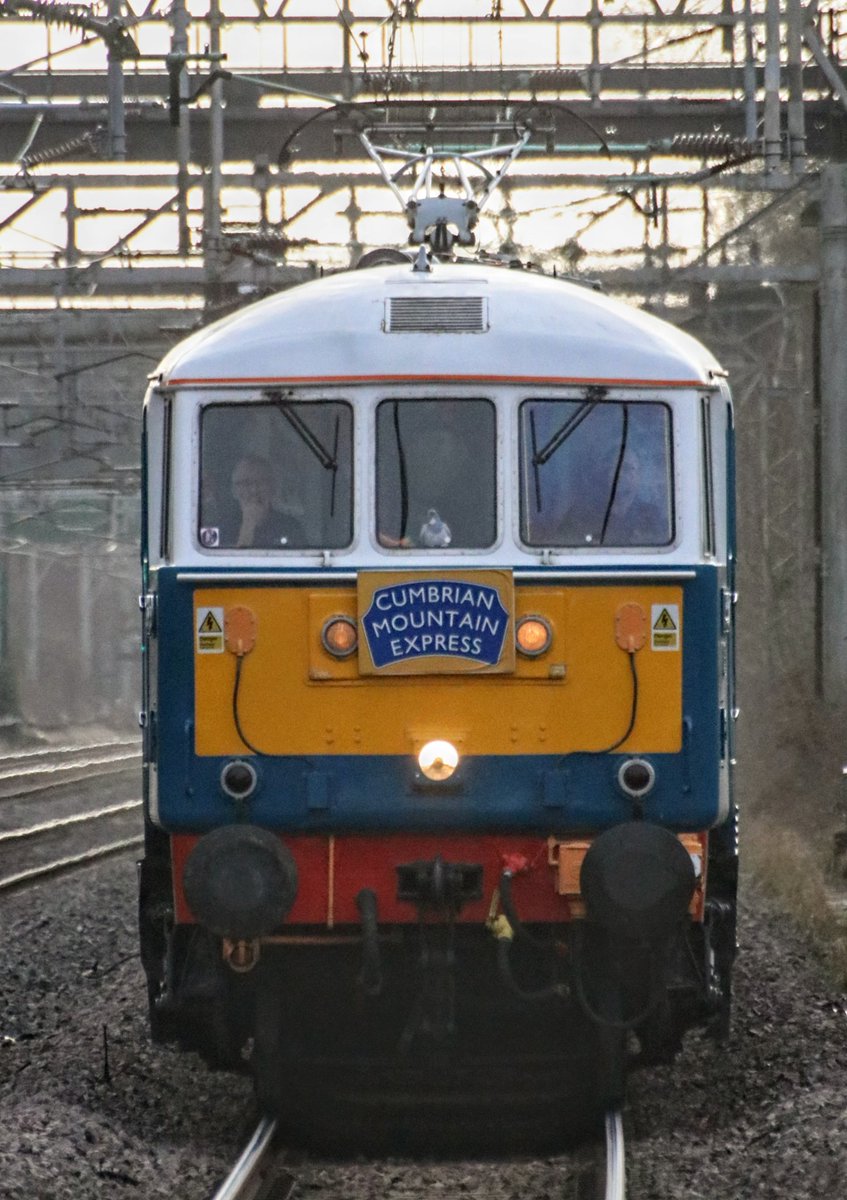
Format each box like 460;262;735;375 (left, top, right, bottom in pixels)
418;739;459;781
617;757;656;799
321;615;358;658
516;615;552;657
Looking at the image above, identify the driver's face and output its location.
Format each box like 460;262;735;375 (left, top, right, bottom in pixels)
231;462;271;508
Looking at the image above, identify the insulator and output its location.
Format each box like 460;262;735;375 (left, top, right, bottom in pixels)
221;225;292;251
4;1;138;55
20;129;101;167
529;68;584;90
4;0;92;34
669;132;754;156
360;71;416;95
224;233;292;254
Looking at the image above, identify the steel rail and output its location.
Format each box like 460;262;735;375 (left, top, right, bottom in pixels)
0;799;141;845
0;737;139;763
0;836;143;894
604;1109;626;1200
210;1117;280;1200
0;750;140;783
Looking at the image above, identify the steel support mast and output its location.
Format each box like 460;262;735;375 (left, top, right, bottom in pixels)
820;164;847;703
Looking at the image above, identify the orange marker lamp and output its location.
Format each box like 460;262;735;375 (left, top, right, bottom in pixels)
515;615;552;657
321;615;358;658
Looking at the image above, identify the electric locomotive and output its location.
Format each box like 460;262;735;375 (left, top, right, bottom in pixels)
138;251;738;1138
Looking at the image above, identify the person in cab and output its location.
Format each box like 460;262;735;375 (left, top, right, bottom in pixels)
228;454;306;549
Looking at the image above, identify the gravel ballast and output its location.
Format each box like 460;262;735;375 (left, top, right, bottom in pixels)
2;856;847;1199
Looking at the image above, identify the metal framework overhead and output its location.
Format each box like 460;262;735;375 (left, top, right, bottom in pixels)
2;3;847;723
0;1;843;306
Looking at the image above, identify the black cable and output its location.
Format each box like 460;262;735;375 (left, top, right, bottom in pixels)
276;100;385;169
232;654;264;756
277;100;353;167
275;96;579;173
513;99;612;158
589;650;639;755
499;870;549;949
555;647;639;781
494;870;568;998
571;924;665;1031
496;938;566;1002
683;922;707;987
356;888;384;996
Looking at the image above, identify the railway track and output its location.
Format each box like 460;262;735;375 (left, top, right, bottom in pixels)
571;1111;628;1200
208;1111;626;1200
0;738;143;893
0;737;140;801
601;1109;626;1200
0;737;628;1197
210;1119;294;1200
0;827;143;893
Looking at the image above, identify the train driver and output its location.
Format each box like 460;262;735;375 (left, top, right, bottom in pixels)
229;453;306;549
603;448;671;546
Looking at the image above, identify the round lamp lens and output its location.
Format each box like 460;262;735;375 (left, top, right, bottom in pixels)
322;616;358;658
418;739;459;782
516;615;552;657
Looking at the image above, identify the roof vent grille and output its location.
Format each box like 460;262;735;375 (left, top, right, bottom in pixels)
386;296;488;334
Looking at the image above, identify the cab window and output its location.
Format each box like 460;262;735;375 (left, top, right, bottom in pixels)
520;398;673;548
376;398;496;549
198;399;353;550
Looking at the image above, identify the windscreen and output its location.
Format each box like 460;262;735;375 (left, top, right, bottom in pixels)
198;399;353;550
376;398;496;550
520;398;673;548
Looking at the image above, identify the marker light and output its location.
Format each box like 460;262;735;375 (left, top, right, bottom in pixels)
418;739;460;782
516;615;552;657
321;615;358;658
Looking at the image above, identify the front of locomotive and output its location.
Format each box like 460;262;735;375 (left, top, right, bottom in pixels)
138;260;737;1134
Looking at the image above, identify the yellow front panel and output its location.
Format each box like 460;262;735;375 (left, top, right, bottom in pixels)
193;584;682;756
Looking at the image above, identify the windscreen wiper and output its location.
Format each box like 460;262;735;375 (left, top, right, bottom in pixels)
392;400;410;542
531;384;607;512
268;392;340;516
598;403;629;545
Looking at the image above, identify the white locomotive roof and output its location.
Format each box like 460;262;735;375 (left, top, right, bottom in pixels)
158;261;722;388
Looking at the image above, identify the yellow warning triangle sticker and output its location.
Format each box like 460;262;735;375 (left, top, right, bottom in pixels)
199;610;223;634
653;607;677;631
